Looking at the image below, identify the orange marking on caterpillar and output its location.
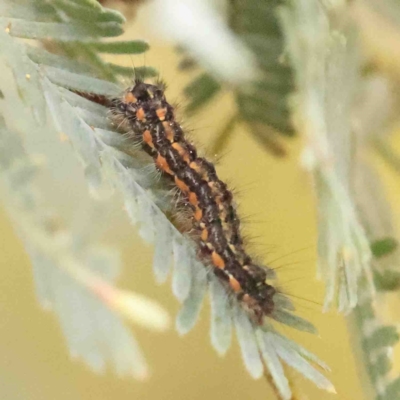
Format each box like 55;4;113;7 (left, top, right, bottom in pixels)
194;207;203;221
192;162;210;181
174;176;190;193
124;92;137;103
201;228;208;241
156;108;167;121
136;108;146;121
143;130;154;148
172;142;190;163
212;251;225;269
229;275;242;293
163;122;174;142
189;161;205;177
156;154;173;175
188;192;198;206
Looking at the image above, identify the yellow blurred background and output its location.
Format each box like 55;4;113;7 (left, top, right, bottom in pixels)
1;3;400;400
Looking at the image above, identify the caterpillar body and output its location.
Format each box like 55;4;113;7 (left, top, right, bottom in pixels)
109;80;277;324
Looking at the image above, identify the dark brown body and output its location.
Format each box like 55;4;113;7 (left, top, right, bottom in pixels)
109;81;276;323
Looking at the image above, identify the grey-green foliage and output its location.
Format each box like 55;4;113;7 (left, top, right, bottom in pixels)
0;0;333;398
279;0;400;398
0;115;150;379
181;0;294;156
0;0;156;83
279;0;373;313
353;275;400;400
0;0;161;378
356;64;400;400
230;0;293;132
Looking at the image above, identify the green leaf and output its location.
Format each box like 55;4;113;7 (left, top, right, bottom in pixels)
26;45;97;75
357;302;375;320
237;94;293;134
0;1;54;20
374;270;400;291
89;41;149;54
234;306;263;379
271;309;317;334
371;237;398;258
370;353;392;382
383;377;400;400
209;115;238;155
52;0;125;23
247;123;287;156
364;326;399;352
107;64;158;79
232;1;295;136
184;73;221;114
43;65;121;95
1;18;123;41
63;0;104;12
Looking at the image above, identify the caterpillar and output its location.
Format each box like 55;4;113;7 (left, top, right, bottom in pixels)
108;79;277;324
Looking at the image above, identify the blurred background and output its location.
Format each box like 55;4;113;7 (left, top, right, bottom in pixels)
1;1;400;399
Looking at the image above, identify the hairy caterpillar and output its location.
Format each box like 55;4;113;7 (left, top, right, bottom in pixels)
107;79;277;324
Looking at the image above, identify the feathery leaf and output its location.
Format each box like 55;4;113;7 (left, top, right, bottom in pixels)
0;116;170;379
279;0;373;312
